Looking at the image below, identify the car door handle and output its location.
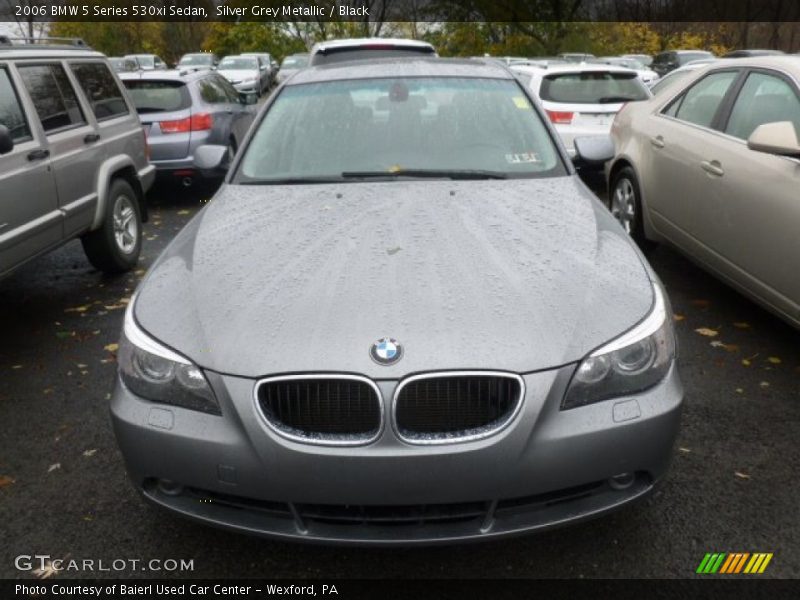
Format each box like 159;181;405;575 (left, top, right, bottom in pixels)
700;160;724;177
27;149;50;161
84;133;100;144
650;136;665;148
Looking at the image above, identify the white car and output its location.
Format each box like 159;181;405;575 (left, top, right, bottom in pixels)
512;63;652;156
597;57;659;85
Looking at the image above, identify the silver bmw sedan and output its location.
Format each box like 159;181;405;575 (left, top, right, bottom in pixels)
111;58;683;545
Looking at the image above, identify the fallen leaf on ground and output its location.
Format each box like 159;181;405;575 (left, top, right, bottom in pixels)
735;472;751;480
678;447;691;453
55;331;74;339
104;343;119;353
177;209;191;215
759;381;770;388
82;449;97;457
673;314;685;321
103;304;125;310
767;357;781;364
710;340;739;352
0;475;14;488
733;322;750;329
47;463;61;473
736;388;744;394
691;299;711;308
11;365;22;370
695;327;719;337
64;305;91;313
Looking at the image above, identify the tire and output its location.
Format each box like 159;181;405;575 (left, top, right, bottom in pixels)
609;166;656;252
81;178;142;274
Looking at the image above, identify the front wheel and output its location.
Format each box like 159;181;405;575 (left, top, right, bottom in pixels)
609;166;655;252
81;179;142;274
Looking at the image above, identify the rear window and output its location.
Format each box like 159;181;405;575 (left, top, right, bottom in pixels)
122;80;191;113
540;72;649;104
219;57;258;70
678;52;714;65
281;56;308;69
180;54;214;66
311;47;435;66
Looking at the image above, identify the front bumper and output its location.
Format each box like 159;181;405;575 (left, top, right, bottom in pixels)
232;81;258;93
110;364;683;545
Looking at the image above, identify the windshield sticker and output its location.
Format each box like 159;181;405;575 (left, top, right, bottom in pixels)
505;152;541;164
512;96;531;110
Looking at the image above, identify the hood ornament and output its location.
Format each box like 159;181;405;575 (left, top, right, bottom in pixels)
370;337;403;365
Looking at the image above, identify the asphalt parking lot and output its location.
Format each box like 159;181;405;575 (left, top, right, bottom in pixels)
1;181;798;580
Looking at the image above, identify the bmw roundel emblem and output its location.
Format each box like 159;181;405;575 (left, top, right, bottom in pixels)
370;337;403;365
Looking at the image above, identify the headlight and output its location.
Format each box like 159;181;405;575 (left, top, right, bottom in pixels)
562;283;675;409
118;298;220;415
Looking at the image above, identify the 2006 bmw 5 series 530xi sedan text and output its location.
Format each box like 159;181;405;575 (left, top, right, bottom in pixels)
110;58;684;545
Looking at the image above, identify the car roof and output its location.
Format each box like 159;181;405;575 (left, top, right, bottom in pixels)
703;54;800;73
311;38;434;53
119;69;211;82
287;57;513;85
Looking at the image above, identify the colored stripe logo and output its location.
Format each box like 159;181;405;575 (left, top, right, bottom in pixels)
696;553;773;574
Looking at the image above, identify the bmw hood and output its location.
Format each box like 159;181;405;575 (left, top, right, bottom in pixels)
134;178;655;378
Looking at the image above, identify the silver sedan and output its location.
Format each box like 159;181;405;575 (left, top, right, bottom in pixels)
111;58;683;545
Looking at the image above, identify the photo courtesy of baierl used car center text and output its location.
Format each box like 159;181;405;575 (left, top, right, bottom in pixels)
1;0;799;598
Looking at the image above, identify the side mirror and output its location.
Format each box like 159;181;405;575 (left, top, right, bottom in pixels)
573;135;615;167
747;121;800;157
194;145;229;171
239;91;258;105
0;124;13;155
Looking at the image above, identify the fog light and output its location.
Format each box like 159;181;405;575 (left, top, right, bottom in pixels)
157;479;184;496
608;472;635;490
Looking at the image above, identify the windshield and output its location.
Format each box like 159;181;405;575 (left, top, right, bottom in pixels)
540;71;649;103
219;57;257;70
281;55;308;69
122;80;190;113
129;55;154;68
180;54;213;66
236;77;564;184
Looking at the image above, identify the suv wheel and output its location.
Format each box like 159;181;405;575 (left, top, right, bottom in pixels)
81;178;142;274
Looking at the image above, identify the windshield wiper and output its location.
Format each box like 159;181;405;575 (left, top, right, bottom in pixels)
239;176;345;185
597;96;638;103
341;169;508;180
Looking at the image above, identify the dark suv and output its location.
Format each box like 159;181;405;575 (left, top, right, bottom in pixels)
651;50;715;77
0;37;153;278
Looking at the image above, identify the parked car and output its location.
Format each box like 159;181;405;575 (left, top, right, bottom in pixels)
0;38;153;277
595;56;659;85
275;53;309;84
512;63;651;156
111;57;682;545
651;50;715;77
216;55;268;96
109;56;139;73
119;70;257;187
723;49;785;58
177;52;219;70
622;53;653;67
648;60;715;94
608;55;800;328
241;52;276;87
309;38;436;66
124;54;168;71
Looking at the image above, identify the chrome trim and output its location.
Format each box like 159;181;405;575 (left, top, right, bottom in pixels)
392;371;526;446
123;295;190;365
590;284;666;357
253;374;384;447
